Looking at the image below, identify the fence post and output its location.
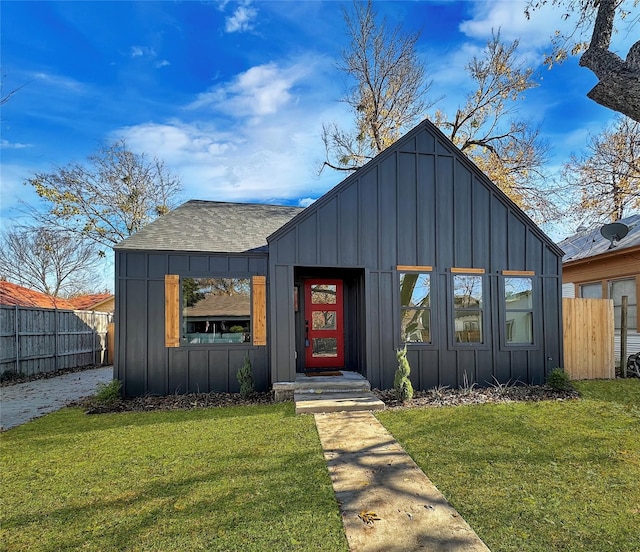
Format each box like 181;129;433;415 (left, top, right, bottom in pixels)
92;311;96;366
15;305;19;375
620;295;628;378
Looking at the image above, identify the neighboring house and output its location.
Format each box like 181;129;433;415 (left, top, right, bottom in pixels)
558;213;640;363
68;293;115;313
0;281;76;309
114;119;564;397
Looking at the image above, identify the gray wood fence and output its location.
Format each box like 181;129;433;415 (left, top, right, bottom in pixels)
0;306;113;376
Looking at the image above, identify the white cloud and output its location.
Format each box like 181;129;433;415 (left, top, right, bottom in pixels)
297;197;316;208
187;62;309;119
225;3;258;33
1;139;32;149
155;59;171;68
130;45;159;60
115;99;349;204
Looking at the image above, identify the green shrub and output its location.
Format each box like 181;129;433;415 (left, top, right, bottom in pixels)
237;354;254;398
230;325;245;333
394;345;414;402
547;367;573;392
93;379;122;405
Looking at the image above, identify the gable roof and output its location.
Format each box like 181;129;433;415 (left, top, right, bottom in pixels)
68;293;114;311
0;281;76;309
115;200;303;253
558;213;640;264
268;118;564;257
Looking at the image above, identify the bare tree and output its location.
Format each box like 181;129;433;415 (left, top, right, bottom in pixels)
26;140;182;250
0;226;101;297
526;0;640;121
433;33;558;222
562;116;640;222
321;0;433;172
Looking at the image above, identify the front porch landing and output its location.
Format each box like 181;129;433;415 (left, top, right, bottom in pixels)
274;371;385;414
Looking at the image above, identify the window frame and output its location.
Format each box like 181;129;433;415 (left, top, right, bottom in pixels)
397;266;435;348
609;277;637;332
448;268;489;350
500;272;538;350
180;276;253;347
165;274;266;348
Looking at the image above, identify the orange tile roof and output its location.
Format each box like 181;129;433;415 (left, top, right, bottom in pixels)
68;293;114;311
0;281;76;309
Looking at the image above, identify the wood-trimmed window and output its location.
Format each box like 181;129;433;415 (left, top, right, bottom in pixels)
503;276;534;345
451;270;484;344
398;267;432;344
165;275;266;347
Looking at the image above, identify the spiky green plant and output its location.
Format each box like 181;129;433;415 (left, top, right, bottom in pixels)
394;345;414;402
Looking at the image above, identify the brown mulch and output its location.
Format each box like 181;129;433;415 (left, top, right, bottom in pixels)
373;385;580;409
77;383;579;415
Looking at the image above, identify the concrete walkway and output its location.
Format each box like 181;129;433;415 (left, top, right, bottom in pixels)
0;366;113;431
315;411;490;552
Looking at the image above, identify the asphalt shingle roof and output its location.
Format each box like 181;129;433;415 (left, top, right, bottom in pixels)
557;213;640;263
115;200;304;253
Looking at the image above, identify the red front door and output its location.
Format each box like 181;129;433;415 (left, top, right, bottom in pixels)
304;279;344;369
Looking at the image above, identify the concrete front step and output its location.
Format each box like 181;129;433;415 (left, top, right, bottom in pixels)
295;391;385;414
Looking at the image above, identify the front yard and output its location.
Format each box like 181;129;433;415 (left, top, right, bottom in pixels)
377;379;640;552
1;379;638;551
0;404;348;552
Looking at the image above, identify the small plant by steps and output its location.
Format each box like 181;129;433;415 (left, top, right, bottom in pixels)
394;345;414;402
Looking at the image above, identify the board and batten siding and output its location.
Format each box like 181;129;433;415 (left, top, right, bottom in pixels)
268;121;563;390
115;250;269;397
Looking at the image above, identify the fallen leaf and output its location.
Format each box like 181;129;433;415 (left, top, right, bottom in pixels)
358;510;381;525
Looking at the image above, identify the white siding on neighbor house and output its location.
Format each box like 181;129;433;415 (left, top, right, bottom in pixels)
616;331;640;366
562;283;576;298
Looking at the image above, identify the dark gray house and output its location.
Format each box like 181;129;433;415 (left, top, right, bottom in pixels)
114;119;564;396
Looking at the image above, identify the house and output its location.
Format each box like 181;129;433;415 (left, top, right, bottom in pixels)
68;293;115;313
558;213;640;363
0;281;77;310
114;119;564;397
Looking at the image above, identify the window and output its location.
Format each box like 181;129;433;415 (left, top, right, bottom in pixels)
399;272;431;343
610;278;637;331
580;282;602;299
504;277;534;344
453;274;483;343
181;277;251;344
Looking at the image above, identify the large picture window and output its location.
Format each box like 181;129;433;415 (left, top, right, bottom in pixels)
504;277;534;344
182;277;251;344
399;272;431;343
453;274;483;343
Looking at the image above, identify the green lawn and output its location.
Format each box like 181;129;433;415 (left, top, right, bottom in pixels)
0;403;348;552
376;379;640;552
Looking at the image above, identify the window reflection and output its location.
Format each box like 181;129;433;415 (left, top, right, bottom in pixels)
182;277;251;344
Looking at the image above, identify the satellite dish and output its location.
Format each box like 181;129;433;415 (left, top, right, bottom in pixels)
600;222;629;249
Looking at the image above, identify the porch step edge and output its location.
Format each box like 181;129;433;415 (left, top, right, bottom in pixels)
294;391;385;414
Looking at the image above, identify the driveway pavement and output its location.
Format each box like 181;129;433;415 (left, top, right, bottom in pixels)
0;366;113;431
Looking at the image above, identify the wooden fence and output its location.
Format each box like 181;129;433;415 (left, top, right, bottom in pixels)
563;297;615;380
0;306;113;376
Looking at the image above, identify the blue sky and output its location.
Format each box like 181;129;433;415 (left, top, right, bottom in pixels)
1;1;637;261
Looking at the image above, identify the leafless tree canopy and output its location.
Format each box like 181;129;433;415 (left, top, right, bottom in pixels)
0;226;102;297
26;140;182;249
321;0;432;172
526;0;640;121
562;116;640;222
